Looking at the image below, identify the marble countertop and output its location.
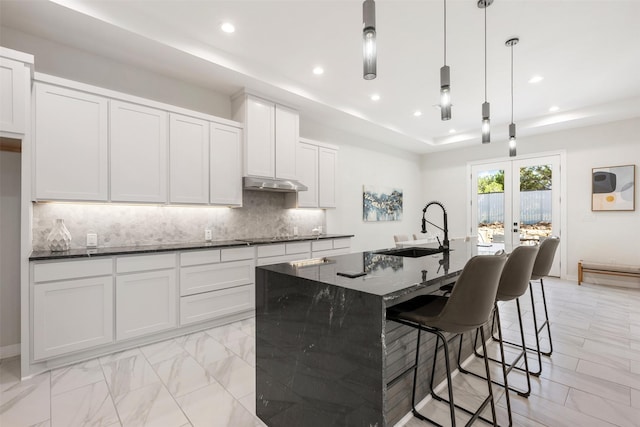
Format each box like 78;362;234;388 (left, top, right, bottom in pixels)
258;239;477;303
29;234;354;261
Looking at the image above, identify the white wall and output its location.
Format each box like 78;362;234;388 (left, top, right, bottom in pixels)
0;150;21;355
303;120;423;253
0;27;231;118
421;118;640;280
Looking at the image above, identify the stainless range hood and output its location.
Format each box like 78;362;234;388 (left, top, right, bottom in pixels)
243;176;308;193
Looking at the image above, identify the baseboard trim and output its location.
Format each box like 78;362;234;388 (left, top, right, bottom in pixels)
0;343;20;360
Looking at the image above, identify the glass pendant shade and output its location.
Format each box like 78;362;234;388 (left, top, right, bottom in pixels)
509;123;517;157
363;0;377;80
440;65;451;120
481;102;490;143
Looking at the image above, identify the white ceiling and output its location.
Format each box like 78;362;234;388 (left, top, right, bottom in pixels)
2;0;640;154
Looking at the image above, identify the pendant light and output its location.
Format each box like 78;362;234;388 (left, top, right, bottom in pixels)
362;0;377;80
478;0;493;143
440;0;451;120
506;37;519;157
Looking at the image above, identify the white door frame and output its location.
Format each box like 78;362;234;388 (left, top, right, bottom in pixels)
466;150;567;279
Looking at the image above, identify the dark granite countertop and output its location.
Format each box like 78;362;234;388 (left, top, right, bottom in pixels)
29;234;355;261
257;239;477;302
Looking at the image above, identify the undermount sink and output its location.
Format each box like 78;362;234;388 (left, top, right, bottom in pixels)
375;246;445;258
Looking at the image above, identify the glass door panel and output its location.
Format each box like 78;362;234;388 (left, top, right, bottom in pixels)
471;162;511;254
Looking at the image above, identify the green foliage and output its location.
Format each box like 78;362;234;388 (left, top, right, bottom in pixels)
477;165;552;194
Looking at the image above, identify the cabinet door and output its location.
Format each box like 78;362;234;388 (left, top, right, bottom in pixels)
169;113;209;204
244;96;275;178
116;269;177;341
110;101;167;202
0;57;26;134
296;142;319;207
34;84;108;201
274;104;298;180
33;276;113;360
210;123;242;206
318;147;337;208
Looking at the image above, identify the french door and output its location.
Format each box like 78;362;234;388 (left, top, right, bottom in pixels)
470;154;561;276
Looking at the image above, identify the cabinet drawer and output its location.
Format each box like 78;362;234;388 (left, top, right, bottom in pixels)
180;250;221;267
180;285;254;325
257;253;309;266
117;253;176;273
311;240;333;252
180;260;254;296
257;244;285;258
33;276;113;360
221;246;255;262
286;241;311;254
333;238;351;250
33;258;113;283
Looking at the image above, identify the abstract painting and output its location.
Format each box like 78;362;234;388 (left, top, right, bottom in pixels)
592;165;635;211
363;185;403;221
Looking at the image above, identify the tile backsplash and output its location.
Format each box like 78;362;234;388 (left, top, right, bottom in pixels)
33;191;326;250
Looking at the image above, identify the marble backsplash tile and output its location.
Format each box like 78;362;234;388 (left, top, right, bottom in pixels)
32;191;326;250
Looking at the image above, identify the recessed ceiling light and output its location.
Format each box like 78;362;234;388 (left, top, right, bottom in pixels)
528;75;543;84
449;129;456;134
549;105;560;112
413;110;422;117
370;94;380;101
221;22;235;33
312;66;324;75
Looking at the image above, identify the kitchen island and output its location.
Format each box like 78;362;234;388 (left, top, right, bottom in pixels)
255;240;480;427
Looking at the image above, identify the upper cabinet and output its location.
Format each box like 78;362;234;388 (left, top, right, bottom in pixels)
210;122;243;206
32;74;244;205
232;94;298;180
110;101;168;203
34;83;109;201
0;47;33;137
286;138;338;209
169;113;210;204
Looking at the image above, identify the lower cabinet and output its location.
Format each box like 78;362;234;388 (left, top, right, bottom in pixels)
116;269;177;341
33;274;113;361
181;284;254;325
312;238;352;257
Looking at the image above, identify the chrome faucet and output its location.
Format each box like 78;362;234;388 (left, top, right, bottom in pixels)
421;201;450;251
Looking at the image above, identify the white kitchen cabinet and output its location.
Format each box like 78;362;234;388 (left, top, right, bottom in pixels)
295;142;319;208
274;104;299;180
180;259;254;296
311;238;351;258
34;83;109;201
181;284;254;326
256;242;311;266
116;253;177;341
169;113;209;204
110;100;168;202
0;48;32;136
210;122;243;206
318;146;337;208
232;94;298;180
32;259;114;360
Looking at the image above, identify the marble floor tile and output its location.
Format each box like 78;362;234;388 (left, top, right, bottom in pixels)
182;331;234;371
225;335;256;367
50;358;105;396
576;359;640;390
113;382;188;427
176;382;260;427
100;349;161;399
565;388;640;427
631;388;640;409
139;339;186;366
205;324;250;345
51;380;119;427
205;354;254;400
239;392;256;416
0;365;50;427
151;349;215;398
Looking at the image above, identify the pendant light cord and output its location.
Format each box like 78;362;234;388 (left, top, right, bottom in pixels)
444;0;447;65
511;44;514;123
484;4;487;102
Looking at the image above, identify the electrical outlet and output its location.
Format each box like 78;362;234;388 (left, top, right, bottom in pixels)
293;226;299;236
86;233;98;248
205;229;212;241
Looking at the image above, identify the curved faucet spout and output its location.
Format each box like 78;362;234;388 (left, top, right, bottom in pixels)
421;201;450;251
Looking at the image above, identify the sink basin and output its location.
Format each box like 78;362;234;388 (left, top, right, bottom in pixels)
375;247;444;258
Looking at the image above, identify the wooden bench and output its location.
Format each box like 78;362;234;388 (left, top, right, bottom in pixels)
578;261;640;285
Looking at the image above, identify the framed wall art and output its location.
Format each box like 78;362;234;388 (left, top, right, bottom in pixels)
363;185;403;221
592;164;635;211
